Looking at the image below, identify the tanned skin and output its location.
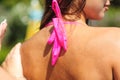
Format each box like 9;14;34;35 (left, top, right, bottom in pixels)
20;21;120;80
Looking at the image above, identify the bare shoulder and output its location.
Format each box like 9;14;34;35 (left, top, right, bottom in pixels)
89;26;120;48
65;24;120;55
86;26;120;52
21;26;52;50
84;26;120;63
20;26;53;80
20;26;52;64
70;26;120;61
91;27;120;80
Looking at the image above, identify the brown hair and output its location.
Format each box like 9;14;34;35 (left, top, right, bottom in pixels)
40;0;86;29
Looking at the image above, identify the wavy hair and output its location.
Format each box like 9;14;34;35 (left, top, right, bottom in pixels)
40;0;86;29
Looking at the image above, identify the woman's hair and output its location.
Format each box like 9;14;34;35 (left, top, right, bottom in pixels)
40;0;86;29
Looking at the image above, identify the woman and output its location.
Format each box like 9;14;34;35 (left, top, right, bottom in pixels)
2;0;120;80
20;0;120;80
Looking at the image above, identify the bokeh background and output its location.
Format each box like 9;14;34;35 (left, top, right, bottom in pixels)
0;0;120;63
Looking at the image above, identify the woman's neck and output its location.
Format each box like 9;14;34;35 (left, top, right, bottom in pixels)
80;12;86;23
63;12;87;23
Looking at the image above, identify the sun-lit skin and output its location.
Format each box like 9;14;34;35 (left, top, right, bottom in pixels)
2;0;120;80
84;0;110;20
20;0;120;80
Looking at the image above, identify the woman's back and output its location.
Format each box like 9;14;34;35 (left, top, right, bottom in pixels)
20;22;120;80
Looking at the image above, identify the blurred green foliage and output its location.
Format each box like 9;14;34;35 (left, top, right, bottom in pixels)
0;0;45;63
0;0;30;9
